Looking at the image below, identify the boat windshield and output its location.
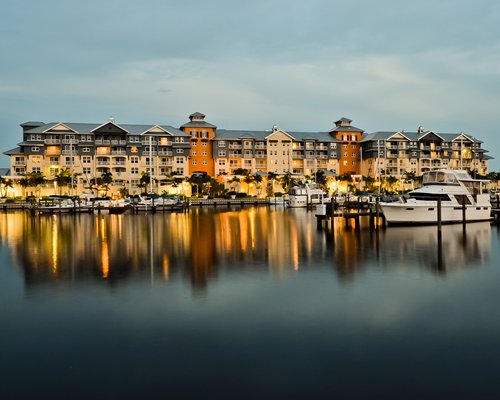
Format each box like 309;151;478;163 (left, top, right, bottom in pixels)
422;171;459;185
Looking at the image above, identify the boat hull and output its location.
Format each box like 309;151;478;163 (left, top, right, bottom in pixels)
380;202;492;225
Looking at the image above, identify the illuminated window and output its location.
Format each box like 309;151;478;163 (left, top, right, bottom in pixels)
96;147;110;155
130;146;138;153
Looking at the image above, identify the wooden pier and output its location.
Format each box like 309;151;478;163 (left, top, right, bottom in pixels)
315;198;385;231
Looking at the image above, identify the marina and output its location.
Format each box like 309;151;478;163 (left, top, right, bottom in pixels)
1;208;500;399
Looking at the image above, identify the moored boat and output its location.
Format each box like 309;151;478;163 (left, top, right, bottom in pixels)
379;169;491;225
287;184;330;208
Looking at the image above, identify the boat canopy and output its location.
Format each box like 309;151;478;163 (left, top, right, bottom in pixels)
422;170;462;185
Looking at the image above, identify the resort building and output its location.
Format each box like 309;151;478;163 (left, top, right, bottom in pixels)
2;112;492;197
212;117;364;176
361;127;491;179
4;118;191;195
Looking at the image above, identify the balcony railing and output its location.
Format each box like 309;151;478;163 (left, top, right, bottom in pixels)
44;139;61;144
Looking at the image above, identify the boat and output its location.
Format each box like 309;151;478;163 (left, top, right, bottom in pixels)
287;184;330;208
129;194;185;212
379;169;491;225
268;196;287;206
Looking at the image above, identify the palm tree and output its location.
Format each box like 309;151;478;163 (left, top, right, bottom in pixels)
253;173;263;196
229;176;240;193
27;172;48;197
487;171;500;191
54;168;72;195
402;171;418;191
17;176;30;198
337;173;353;192
314;171;328;193
139;171;153;194
362;175;376;192
0;176;13;197
266;172;278;197
243;173;254;195
279;171;296;193
382;175;399;193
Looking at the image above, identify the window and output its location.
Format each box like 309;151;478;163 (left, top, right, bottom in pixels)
176;149;183;154
218;151;226;157
49;157;59;163
219;141;226;147
130;156;139;164
218;159;226;165
192;150;197;156
32;167;41;173
49;167;58;176
82;156;91;164
131;167;139;174
176;167;184;174
32;156;41;163
202;142;207;147
82;147;91;153
344;152;348;157
352;152;357;157
176;157;183;164
83;167;91;175
65;157;74;165
202;151;207;156
32;147;40;152
192;160;197;165
130;146;138;153
202;160;207;165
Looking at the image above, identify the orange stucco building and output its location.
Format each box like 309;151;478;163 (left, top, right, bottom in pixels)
180;112;217;176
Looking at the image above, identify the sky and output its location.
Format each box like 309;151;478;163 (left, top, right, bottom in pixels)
1;0;500;170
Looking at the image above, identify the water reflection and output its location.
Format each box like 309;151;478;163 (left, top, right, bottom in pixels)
0;209;492;293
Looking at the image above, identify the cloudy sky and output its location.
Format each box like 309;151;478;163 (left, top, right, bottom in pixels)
2;0;500;169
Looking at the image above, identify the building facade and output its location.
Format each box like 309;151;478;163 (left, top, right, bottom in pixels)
361;127;491;179
2;114;492;197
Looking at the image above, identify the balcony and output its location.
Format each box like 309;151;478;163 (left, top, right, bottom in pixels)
44;139;61;144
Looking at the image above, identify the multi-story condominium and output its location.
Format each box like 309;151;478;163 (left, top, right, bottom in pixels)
3;114;491;197
361;127;491;178
212;117;364;176
180;112;217;176
4;118;191;193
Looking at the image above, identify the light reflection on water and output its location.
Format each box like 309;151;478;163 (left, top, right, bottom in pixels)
1;208;500;399
0;209;492;291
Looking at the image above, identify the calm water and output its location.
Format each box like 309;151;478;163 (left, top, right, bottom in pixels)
1;208;500;399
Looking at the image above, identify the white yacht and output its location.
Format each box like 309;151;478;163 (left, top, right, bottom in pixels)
379;169;491;225
287;184;330;208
